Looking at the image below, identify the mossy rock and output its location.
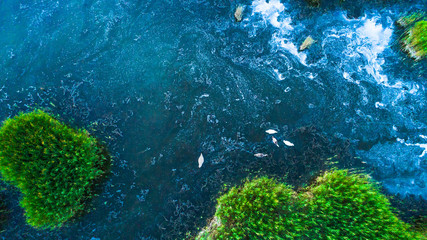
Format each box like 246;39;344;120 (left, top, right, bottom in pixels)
399;13;427;60
197;170;422;239
0;110;110;229
397;12;425;28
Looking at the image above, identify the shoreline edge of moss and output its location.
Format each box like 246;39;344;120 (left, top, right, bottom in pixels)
196;169;424;239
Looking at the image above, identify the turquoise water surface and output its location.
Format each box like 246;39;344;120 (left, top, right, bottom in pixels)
0;0;426;239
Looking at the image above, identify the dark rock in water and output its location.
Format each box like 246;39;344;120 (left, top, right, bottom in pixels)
306;0;320;7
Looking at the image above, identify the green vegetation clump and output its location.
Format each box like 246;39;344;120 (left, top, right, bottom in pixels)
197;170;422;239
397;12;425;28
303;170;416;239
0;110;110;229
399;13;427;60
211;178;304;239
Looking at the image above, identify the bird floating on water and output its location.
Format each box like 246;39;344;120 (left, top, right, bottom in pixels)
272;136;279;147
283;140;294;147
265;129;278;134
198;153;204;168
254;153;268;158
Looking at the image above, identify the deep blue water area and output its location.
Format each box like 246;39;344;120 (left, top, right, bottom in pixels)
0;0;426;239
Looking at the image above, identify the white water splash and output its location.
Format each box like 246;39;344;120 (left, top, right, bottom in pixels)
395;137;427;164
354;17;393;86
322;14;394;87
251;0;290;30
250;0;307;65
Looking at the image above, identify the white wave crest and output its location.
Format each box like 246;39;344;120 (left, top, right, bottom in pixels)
250;0;306;65
354;17;393;86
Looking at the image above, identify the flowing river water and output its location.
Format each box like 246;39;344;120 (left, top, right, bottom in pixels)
0;0;426;239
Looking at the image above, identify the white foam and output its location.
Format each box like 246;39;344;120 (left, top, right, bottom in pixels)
251;0;306;64
278;40;307;64
306;72;315;79
327;15;425;118
273;68;285;80
356;18;392;47
343;72;350;80
355;17;393;86
375;102;385;108
252;0;290;30
399;138;427;158
414;144;427;158
323;15;395;88
405;142;427;158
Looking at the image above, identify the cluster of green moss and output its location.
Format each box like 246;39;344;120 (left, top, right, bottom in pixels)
0;110;110;229
197;170;422;239
399;13;427;60
397;12;425;28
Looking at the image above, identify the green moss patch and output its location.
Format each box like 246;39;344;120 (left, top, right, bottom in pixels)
197;170;422;239
397;12;425;28
399;13;427;60
0;110;110;229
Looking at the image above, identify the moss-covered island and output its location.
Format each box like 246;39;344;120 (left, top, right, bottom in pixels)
0;110;110;229
197;170;422;239
399;13;427;60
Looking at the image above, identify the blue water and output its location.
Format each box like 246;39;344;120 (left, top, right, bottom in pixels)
0;0;426;239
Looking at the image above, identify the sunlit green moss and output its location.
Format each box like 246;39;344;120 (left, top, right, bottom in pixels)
197;170;422;239
0;110;110;229
303;170;417;239
397;12;425;28
399;12;427;60
206;177;304;239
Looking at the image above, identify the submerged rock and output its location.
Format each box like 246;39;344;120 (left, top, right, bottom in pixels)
299;36;316;51
306;0;320;7
234;5;245;22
